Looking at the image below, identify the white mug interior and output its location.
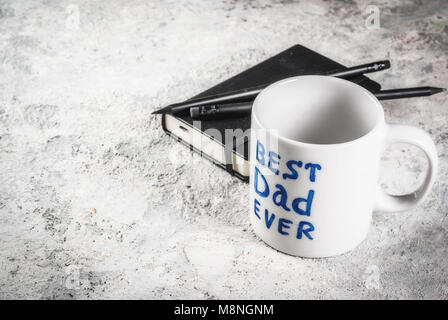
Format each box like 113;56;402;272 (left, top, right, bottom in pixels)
252;76;384;145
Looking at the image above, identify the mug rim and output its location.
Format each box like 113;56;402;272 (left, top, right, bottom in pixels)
252;75;385;149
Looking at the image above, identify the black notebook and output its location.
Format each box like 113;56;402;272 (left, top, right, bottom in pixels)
161;44;381;181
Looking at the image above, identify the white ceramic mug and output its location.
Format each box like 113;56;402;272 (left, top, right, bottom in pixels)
249;76;438;258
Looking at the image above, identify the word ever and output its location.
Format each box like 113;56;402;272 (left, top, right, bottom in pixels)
253;140;322;240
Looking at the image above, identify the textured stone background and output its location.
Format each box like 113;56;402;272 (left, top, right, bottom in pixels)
0;0;447;299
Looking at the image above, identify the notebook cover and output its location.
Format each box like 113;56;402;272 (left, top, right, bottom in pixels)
161;44;381;178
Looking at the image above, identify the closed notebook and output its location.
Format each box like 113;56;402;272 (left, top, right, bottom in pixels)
161;44;381;181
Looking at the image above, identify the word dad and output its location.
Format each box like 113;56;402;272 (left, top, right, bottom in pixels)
253;140;322;240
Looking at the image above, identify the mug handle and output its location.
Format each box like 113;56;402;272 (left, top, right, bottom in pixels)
374;124;438;212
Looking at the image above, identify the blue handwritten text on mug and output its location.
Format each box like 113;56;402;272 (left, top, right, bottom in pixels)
253;140;322;241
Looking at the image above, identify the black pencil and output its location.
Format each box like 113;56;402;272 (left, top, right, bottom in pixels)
189;86;446;120
153;60;391;115
374;86;445;100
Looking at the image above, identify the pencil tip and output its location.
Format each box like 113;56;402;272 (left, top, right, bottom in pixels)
431;87;446;94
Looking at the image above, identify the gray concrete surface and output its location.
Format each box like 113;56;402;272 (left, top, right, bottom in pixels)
0;0;447;299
